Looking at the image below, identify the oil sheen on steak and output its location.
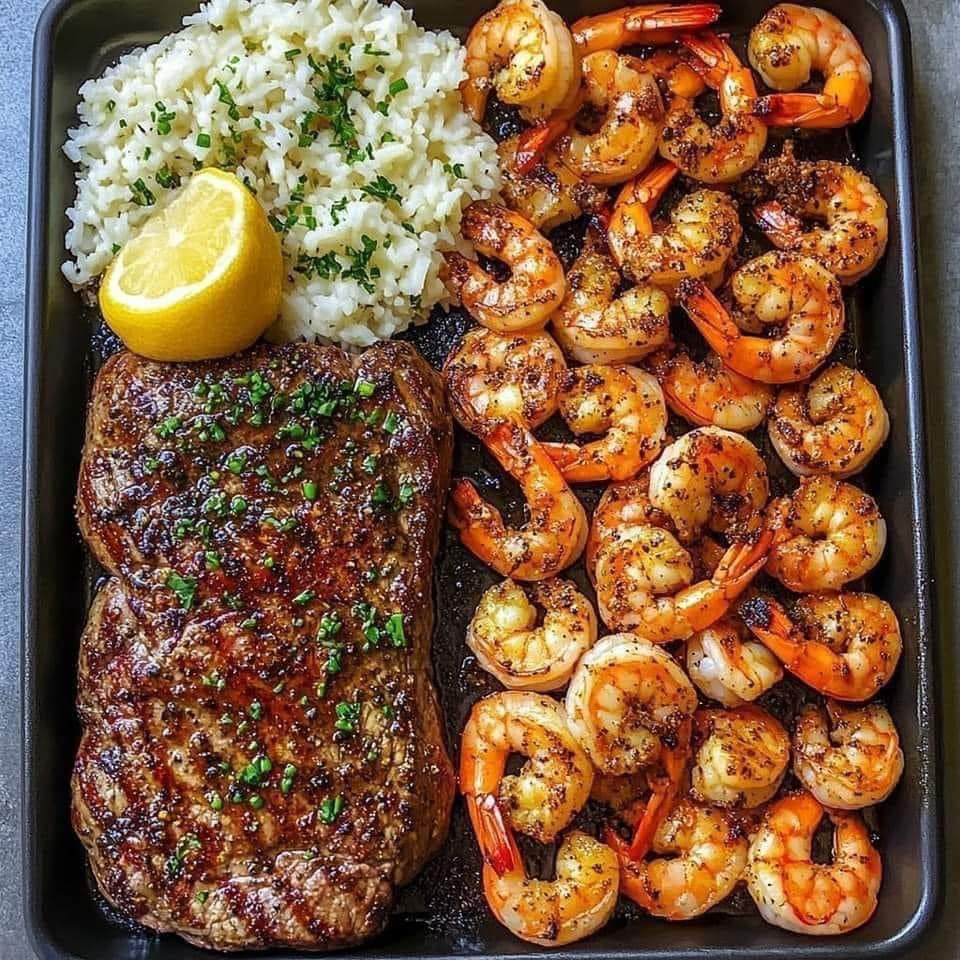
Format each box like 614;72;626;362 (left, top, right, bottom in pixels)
72;341;455;951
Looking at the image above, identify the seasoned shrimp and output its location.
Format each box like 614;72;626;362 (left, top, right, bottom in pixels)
565;633;697;775
658;33;768;184
542;365;668;483
552;230;671;364
679;252;845;384
686;618;783;707
461;0;579;124
765;476;886;592
448;421;588;581
691;705;791;809
650;345;774;432
769;364;890;478
740;592;902;701
595;521;772;641
612;799;749;920
461;691;594;856
482;830;619;946
752;148;889;283
571;4;721;55
441;201;566;332
750;4;872;128
793;700;904;810
648;427;770;543
746;792;881;935
498;135;606;231
608;163;742;293
560;51;665;186
466;578;598;692
642;48;707;100
443;327;566;436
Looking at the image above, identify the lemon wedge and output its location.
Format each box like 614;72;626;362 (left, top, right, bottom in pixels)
100;168;283;361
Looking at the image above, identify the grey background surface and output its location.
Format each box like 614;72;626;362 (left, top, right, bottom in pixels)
1;0;958;957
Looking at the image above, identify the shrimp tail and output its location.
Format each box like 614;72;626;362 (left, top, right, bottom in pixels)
514;116;572;174
468;794;520;876
625;4;722;35
738;595;799;664
634;159;680;211
678;279;740;356
752;200;805;247
448;478;487;531
679;30;736;90
754;92;853;129
714;530;774;595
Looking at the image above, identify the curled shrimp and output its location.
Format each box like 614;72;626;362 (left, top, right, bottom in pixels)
482;830;620;946
559;51;664;186
461;691;594;855
649;345;775;432
740;592;902;701
461;0;579;124
648;427;770;543
750;4;872;128
612;798;749;920
746;791;881;935
542;365;668;483
498;135;606;231
751;147;889;284
658;32;768;184
608;162;742;293
680;251;845;384
595;520;772;642
571;4;721;55
466;578;598;692
443;327;566;436
565;633;697;775
448;421;588;581
441;201;566;333
685;618;783;707
793;700;904;810
765;475;886;592
691;705;791;809
769;364;890;478
552;229;671;365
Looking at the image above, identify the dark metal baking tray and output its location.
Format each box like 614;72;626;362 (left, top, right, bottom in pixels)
23;0;940;957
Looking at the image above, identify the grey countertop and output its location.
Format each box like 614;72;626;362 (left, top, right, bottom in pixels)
1;0;958;957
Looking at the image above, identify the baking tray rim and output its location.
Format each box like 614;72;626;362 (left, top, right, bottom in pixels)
20;0;943;957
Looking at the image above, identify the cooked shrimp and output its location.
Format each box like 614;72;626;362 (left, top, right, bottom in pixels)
658;32;767;184
586;474;665;580
751;148;889;283
740;592;902;701
571;4;721;55
769;364;890;478
642;48;707;100
466;578;598;692
595;521;772;641
793;700;903;810
686;618;783;707
648;427;770;543
552;229;671;364
608;163;742;293
613;798;749;920
498;135;606;231
560;51;665;186
691;705;791;809
750;4;872;128
443;327;566;436
650;345;774;432
679;252;845;384
441;201;566;333
461;0;579;124
765;476;886;592
448;421;588;581
746;791;881;935
460;691;594;856
482;830;620;946
565;633;697;775
542;365;668;483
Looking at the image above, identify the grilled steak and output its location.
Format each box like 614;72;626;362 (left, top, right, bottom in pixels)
72;341;455;951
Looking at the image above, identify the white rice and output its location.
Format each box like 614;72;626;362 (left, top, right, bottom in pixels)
62;0;501;347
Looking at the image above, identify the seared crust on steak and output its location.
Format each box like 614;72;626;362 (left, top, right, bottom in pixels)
72;341;454;951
